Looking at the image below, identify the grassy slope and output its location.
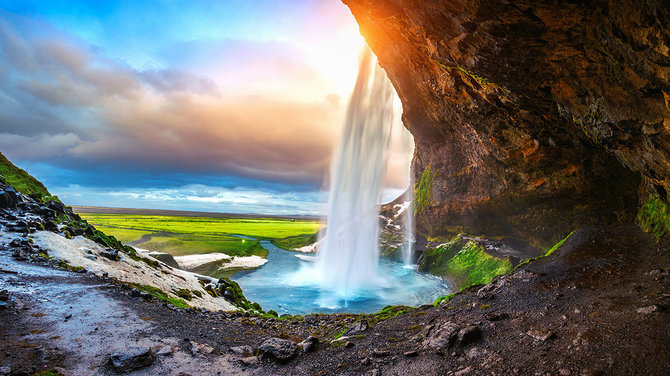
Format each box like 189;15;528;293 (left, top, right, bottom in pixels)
0;152;59;202
272;233;318;251
80;213;320;257
420;237;513;289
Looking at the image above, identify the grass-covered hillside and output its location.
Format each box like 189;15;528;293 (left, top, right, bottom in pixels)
0;152;59;203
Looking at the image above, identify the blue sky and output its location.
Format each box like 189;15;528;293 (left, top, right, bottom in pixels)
0;0;410;215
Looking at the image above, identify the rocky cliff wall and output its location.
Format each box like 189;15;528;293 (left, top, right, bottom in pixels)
344;0;669;246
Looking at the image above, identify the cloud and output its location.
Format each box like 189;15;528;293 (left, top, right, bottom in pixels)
0;15;343;185
54;183;327;215
0;8;413;215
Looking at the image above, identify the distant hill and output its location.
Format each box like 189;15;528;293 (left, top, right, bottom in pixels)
0;152;59;203
72;205;322;221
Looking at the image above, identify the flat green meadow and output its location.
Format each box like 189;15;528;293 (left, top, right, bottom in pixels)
79;213;320;258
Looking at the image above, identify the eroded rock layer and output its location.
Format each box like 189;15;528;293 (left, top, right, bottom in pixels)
344;0;669;245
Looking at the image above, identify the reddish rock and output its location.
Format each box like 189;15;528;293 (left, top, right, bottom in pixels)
344;0;669;246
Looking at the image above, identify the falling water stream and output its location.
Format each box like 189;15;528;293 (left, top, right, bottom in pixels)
233;45;450;313
315;46;394;297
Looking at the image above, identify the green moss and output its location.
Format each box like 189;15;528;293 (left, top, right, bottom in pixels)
272;232;318;251
544;231;575;256
420;237;512;289
131;284;190;309
515;231;575;269
333;327;348;340
31;370;64;376
56;260;85;273
175;288;193;301
445;241;513;287
0;152;60;203
217;277;263;312
434;60;497;87
371;305;412;324
637;193;670;240
415;166;434;215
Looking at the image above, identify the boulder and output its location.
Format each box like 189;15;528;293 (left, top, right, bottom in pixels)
458;325;482;346
424;321;459;350
298;336;319;353
230;345;254;357
259;338;298;362
45;200;65;213
344;320;369;336
109;347;155;372
0;189;18;209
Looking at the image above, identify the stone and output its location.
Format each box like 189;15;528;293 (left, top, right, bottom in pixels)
454;366;473;376
298;336;319;353
190;341;215;356
156;345;174;356
458;326;482;346
0;366;10;376
424;321;459;350
344;320;369;336
0;189;18;209
466;347;488;359
230;345;254;357
636;305;660;314
485;312;509;322
371;349;389;357
527;329;555;342
258;338;298;362
404;350;419;357
101;249;120;261
239;356;259;366
109;347;155;372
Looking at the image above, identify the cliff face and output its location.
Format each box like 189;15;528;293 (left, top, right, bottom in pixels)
344;0;670;245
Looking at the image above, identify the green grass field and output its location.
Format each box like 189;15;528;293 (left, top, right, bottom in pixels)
80;213;320;258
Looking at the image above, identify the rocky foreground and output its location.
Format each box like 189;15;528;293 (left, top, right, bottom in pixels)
2;188;669;376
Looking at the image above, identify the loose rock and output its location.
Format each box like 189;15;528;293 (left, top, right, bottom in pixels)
298;336;319;353
527;329;555;342
109;347;155;372
259;338;298;362
230;345;254;357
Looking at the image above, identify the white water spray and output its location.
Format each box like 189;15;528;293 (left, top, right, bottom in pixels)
402;178;415;265
315;46;395;298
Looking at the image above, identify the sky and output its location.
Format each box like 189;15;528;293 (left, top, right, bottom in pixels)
0;0;413;215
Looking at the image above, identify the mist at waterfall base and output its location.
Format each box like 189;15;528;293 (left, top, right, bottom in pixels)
232;47;450;314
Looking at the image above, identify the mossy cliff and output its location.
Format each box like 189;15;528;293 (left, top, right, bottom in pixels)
418;236;512;289
343;0;669;246
0;152;60;203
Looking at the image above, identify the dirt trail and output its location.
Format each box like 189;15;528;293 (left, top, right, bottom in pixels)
0;240;246;376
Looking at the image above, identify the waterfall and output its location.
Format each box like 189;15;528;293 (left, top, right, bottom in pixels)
402;177;415;265
315;45;395;298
